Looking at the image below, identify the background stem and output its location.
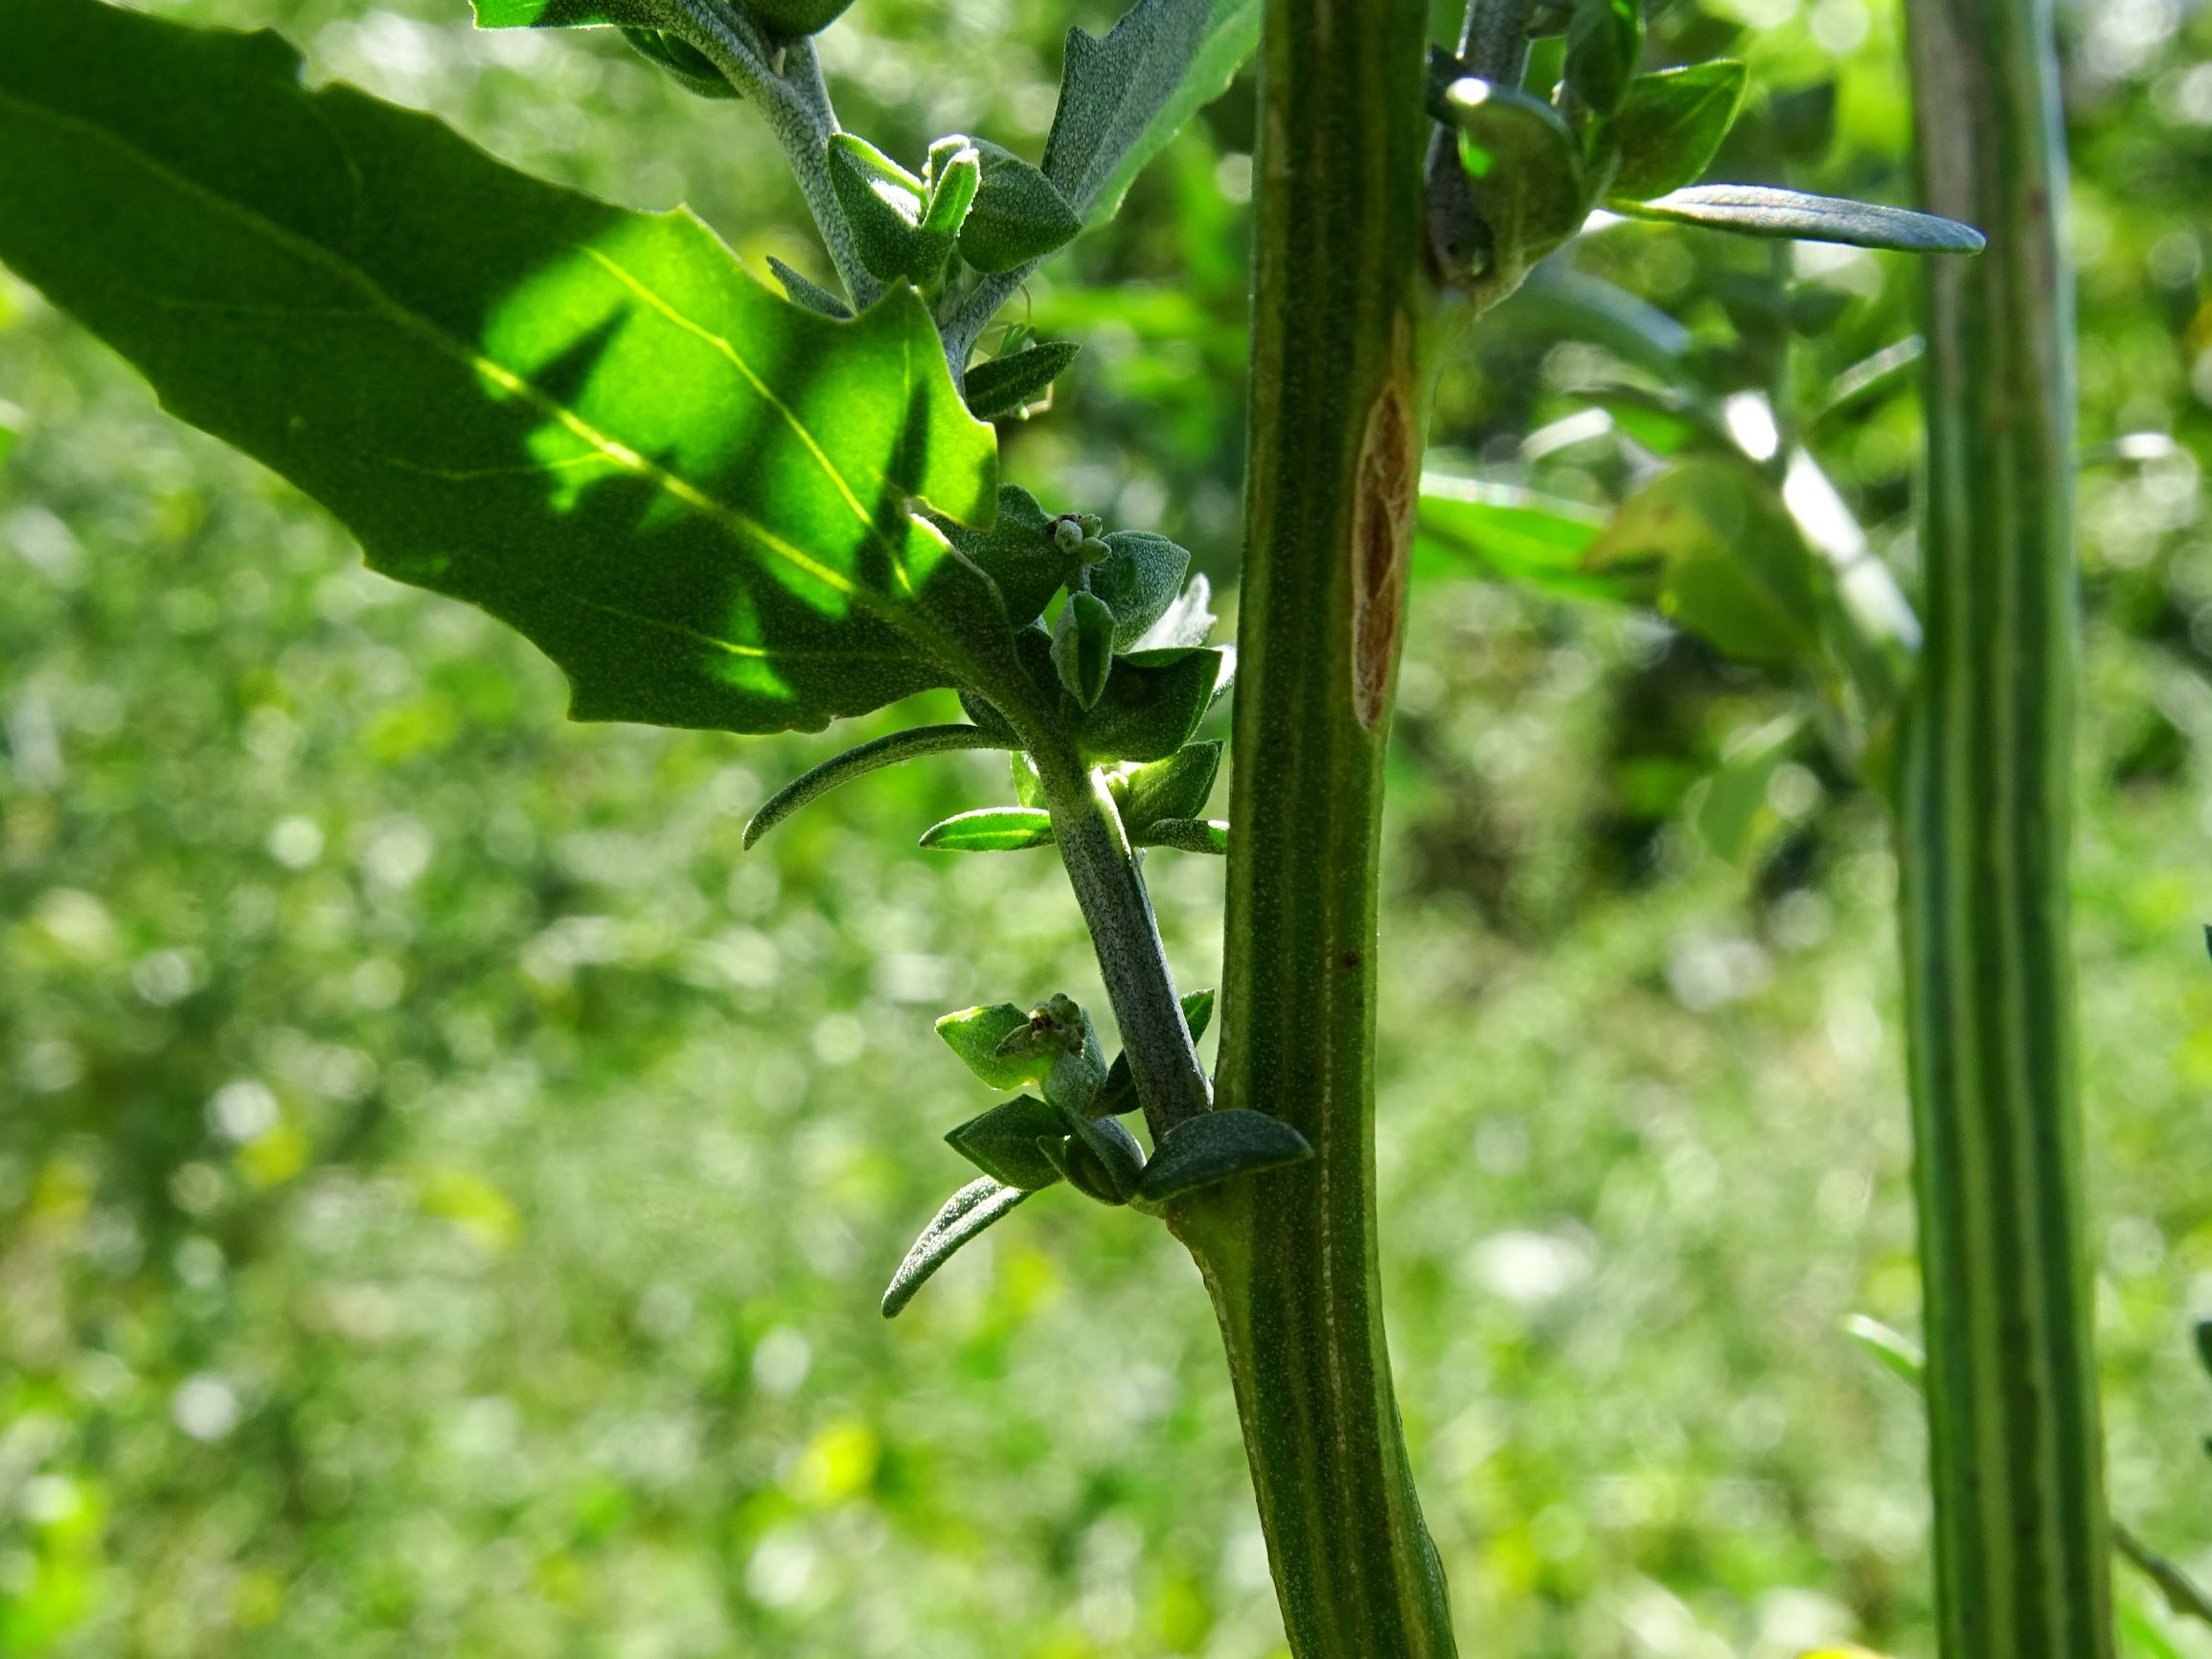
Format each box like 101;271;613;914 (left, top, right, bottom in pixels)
1180;0;1455;1651
1899;2;2115;1655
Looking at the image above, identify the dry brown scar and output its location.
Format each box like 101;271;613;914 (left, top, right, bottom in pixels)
1349;337;1418;731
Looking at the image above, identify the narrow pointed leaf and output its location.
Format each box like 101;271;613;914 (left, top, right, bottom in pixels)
921;148;982;238
0;0;1009;739
1614;186;1986;253
1592;61;1747;201
617;26;741;98
1134;816;1228;854
766;256;853;319
946;1096;1066;1190
1010;751;1048;807
744;724;1015;848
919;807;1057;851
1095;989;1213;1117
1844;1313;1927;1386
965;341;1081;420
1138;1109;1312;1202
881;1178;1033;1317
1052;590;1116;708
1042;0;1260;223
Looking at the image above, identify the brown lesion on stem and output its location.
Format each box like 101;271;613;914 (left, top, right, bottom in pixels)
1349;318;1420;731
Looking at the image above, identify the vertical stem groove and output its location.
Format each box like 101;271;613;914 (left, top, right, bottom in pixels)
1179;0;1455;1653
1901;3;2113;1655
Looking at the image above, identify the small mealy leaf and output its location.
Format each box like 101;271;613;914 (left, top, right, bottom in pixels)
1128;573;1217;650
1010;751;1048;807
1052;590;1116;709
1564;0;1641;116
965;341;1082;420
881;1177;1033;1317
946;1096;1066;1190
1041;0;1260;224
827;134;941;284
919;807;1058;852
959;144;1083;273
1138;1109;1312;1203
1079;648;1225;763
1133;817;1228;854
935;487;1079;632
1058;1109;1146;1202
1592;61;1747;202
1447;79;1587;273
936;1003;1048;1090
921;146;983;238
616;27;741;98
1615;186;1986;253
1088;532;1193;648
1118;740;1221;834
765;256;852;319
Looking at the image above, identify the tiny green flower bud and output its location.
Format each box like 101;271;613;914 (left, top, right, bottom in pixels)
1052;516;1084;556
1076;513;1106;538
1078;536;1110;565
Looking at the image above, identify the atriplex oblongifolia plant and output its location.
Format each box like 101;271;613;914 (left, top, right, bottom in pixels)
0;0;2014;1648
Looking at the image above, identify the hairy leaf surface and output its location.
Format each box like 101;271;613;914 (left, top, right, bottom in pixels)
0;0;1009;736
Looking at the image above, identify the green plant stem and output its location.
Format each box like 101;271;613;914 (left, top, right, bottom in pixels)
1023;733;1212;1143
1900;2;2114;1656
677;1;878;308
1176;0;1455;1652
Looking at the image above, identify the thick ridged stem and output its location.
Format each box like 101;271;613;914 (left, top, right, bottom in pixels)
1172;0;1455;1652
1900;3;2114;1656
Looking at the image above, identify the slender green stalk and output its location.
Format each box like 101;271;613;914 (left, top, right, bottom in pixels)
1899;3;2114;1655
1173;0;1454;1651
742;724;1015;849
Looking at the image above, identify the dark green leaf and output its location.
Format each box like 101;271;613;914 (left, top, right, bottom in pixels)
1133;817;1227;854
964;341;1082;420
2195;1318;2212;1380
1448;80;1587;271
881;1177;1033;1317
1592;61;1746;201
1059;1109;1145;1202
1052;590;1116;709
1094;989;1213;1118
1087;532;1192;648
739;0;856;37
1042;0;1260;223
959;145;1083;274
1138;1109;1312;1202
1118;739;1220;833
617;27;741;98
744;724;1014;848
1079;648;1224;762
919;807;1057;852
936;1003;1047;1090
1584;458;1822;664
1788;284;1856;336
766;256;852;319
0;0;1008;738
1767;80;1838;163
1010;750;1048;807
1564;0;1641;116
1614;186;1987;253
936;488;1077;631
945;1096;1066;1191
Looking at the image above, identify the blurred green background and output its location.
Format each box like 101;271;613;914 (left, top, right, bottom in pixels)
4;0;2211;1654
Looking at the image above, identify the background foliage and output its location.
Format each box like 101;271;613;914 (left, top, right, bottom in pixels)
2;0;2210;1654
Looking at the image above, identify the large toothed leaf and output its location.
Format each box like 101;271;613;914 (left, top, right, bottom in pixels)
1614;186;1986;254
0;0;1010;738
1041;0;1260;223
